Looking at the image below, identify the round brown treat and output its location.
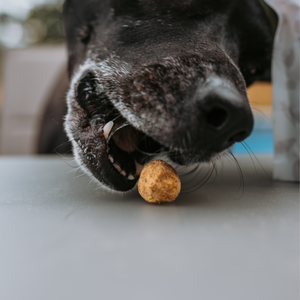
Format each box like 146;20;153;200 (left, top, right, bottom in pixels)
138;159;181;204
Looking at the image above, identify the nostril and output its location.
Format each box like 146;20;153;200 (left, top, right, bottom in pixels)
206;107;228;129
228;130;249;143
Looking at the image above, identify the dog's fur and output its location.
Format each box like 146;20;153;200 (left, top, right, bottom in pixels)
59;0;275;192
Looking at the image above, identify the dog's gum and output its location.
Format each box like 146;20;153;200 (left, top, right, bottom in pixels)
138;159;181;204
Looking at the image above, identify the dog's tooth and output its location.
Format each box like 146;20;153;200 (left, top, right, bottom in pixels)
120;170;127;177
135;161;144;176
103;121;114;140
113;163;122;172
108;155;114;163
127;174;135;180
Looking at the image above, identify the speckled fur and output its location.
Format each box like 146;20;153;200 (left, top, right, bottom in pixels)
63;0;274;191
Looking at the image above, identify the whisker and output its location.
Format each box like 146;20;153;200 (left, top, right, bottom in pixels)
251;107;270;120
208;161;218;184
63;149;73;155
53;150;79;169
240;141;258;176
181;163;215;194
51;138;74;153
176;164;200;177
67;166;81;174
74;172;87;179
243;142;271;181
88;178;95;186
111;114;122;122
228;150;245;199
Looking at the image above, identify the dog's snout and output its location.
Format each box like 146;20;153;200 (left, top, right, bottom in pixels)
197;77;254;151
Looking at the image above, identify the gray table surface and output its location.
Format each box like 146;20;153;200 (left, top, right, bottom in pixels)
0;155;299;300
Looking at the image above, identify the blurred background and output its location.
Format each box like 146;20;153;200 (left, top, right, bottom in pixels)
0;0;68;155
0;0;64;49
0;0;273;156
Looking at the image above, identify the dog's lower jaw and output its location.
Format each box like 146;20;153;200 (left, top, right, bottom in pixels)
73;143;116;194
73;144;129;194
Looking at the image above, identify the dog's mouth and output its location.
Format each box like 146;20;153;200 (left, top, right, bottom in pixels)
104;116;165;185
72;72;165;191
70;70;236;191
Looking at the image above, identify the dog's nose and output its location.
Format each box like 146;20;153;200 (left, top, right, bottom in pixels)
197;76;253;151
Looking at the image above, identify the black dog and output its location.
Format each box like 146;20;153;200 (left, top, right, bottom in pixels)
61;0;276;191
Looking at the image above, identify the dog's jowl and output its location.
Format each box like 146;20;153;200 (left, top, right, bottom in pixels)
63;0;274;191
